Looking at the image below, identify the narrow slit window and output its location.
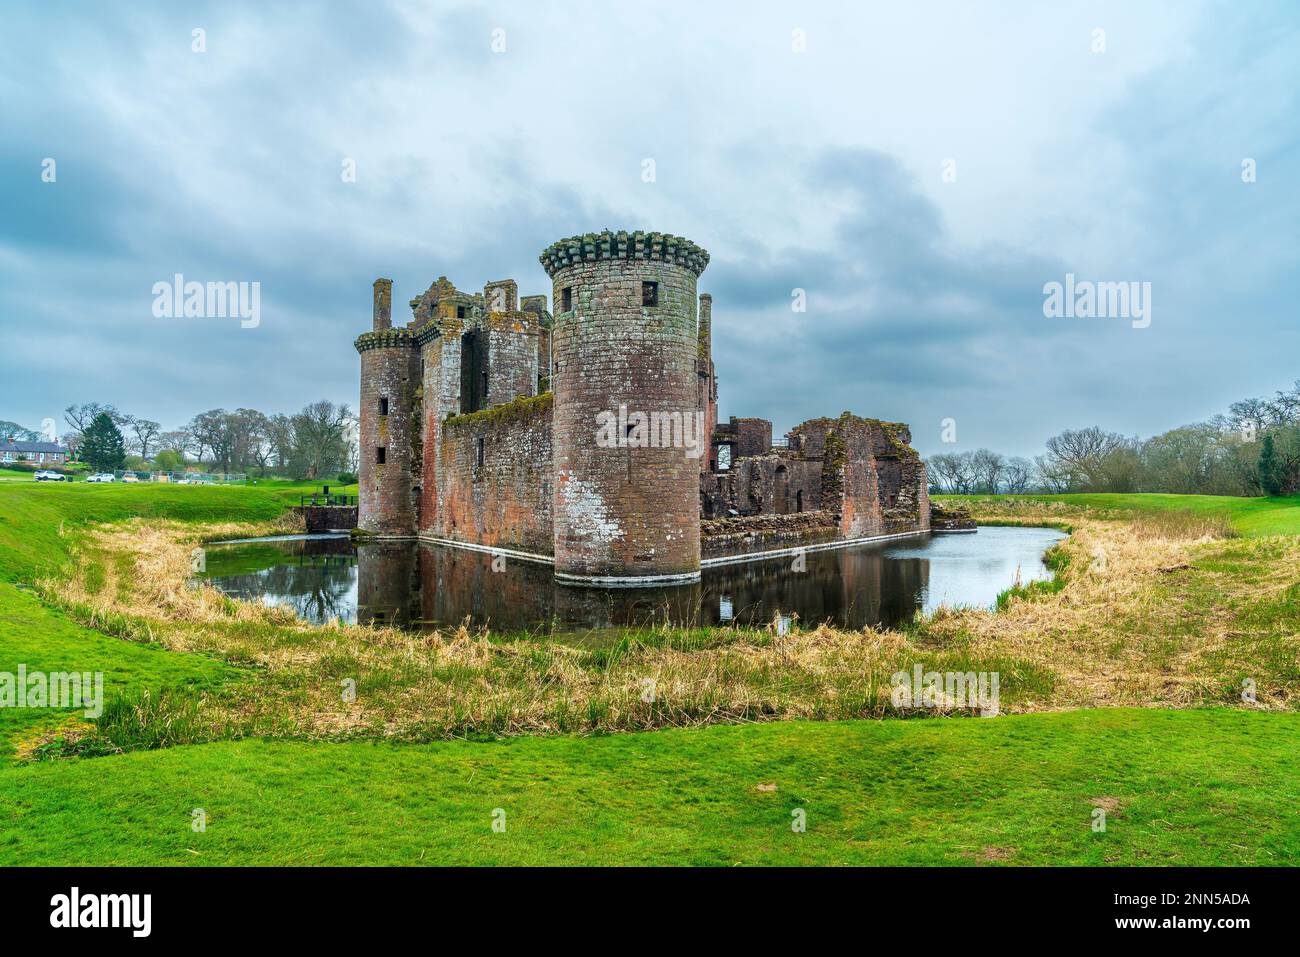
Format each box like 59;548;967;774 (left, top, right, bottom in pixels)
376;446;386;465
642;281;659;307
476;436;485;468
379;396;389;416
562;287;572;312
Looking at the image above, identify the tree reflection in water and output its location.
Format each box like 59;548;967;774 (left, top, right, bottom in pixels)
204;537;358;624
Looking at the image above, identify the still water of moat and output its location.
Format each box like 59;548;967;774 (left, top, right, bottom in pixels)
200;526;1066;638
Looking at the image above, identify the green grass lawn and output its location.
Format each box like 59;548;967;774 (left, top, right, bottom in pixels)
1;482;1297;865
2;708;1295;865
937;492;1300;537
0;584;232;758
0;481;336;583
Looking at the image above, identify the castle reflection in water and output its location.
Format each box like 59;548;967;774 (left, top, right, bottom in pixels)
355;539;928;632
202;526;1066;636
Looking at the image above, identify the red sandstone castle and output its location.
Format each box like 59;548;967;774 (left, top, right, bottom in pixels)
355;230;929;585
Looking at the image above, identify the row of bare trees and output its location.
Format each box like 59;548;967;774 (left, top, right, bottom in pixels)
61;402;167;461
926;449;1037;495
927;381;1300;497
61;400;357;479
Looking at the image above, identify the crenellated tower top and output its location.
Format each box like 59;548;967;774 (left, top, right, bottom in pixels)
539;229;709;278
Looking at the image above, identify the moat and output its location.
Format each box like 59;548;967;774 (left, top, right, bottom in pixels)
200;526;1066;638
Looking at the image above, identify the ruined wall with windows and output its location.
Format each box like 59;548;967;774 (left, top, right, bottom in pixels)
714;416;772;460
701;453;823;519
701;413;930;547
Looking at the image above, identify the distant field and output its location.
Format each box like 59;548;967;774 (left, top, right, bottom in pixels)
0;483;297;583
0;480;355;583
937;492;1300;537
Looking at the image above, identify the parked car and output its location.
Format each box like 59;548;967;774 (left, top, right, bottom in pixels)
86;473;116;483
122;473;140;483
33;470;66;482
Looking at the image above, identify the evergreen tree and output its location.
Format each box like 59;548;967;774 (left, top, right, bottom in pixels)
81;412;127;470
1257;434;1283;496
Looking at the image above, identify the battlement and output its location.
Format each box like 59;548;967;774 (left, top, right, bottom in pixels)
539;229;710;278
354;327;415;353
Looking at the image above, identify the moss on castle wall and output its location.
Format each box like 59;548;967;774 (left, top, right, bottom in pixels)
443;391;554;432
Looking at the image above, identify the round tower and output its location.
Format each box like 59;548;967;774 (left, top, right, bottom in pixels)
355;278;420;536
540;230;710;584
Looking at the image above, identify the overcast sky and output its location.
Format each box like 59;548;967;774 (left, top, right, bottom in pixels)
2;0;1296;456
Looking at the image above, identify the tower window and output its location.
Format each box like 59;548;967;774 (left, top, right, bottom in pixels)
642;281;659;307
379;396;388;416
561;287;572;312
376;446;386;465
456;306;466;319
476;436;485;468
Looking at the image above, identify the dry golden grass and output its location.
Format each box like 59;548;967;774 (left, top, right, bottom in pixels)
962;502;1298;709
37;500;1300;746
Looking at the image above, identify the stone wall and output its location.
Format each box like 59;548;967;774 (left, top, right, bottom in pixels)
521;294;552;390
417;319;463;535
300;505;358;533
702;453;823;519
700;511;839;559
483;279;518;313
434;392;554;554
485;311;539;408
930;502;976;531
788;413;930;538
697;293;716;474
701;413;929;542
729;417;773;458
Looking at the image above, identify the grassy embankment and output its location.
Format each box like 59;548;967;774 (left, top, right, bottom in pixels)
1;484;1297;864
938;492;1300;537
5;708;1296;865
0;482;316;757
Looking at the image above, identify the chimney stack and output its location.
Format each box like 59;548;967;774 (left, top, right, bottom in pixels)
373;278;393;330
698;293;712;361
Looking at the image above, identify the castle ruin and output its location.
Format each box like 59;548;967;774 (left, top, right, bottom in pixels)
355;230;929;585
